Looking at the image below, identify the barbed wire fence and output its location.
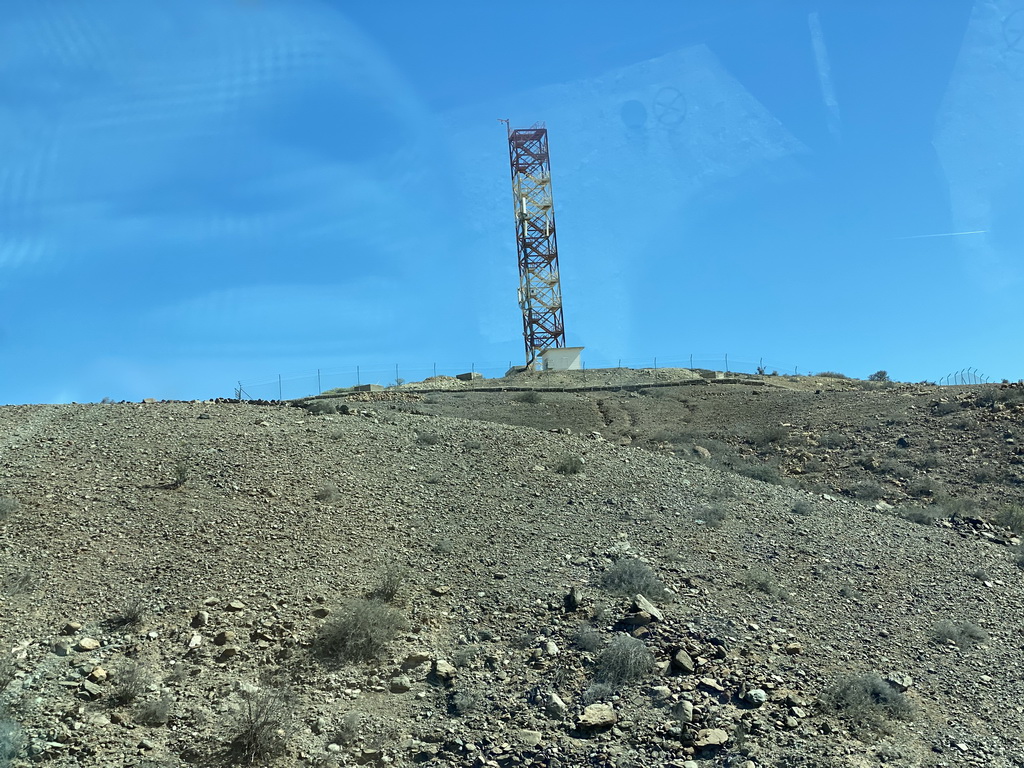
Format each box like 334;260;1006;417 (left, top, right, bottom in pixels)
234;354;845;401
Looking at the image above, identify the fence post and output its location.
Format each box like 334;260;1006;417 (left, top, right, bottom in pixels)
317;369;321;394
395;364;400;383
725;353;729;372
433;363;437;377
356;366;360;386
654;357;657;369
278;374;282;400
689;354;693;369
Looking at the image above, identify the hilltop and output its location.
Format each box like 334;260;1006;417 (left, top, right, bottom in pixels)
1;369;1023;767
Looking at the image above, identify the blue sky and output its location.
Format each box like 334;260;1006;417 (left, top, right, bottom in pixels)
1;0;1021;403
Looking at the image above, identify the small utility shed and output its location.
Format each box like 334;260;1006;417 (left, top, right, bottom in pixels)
539;346;584;371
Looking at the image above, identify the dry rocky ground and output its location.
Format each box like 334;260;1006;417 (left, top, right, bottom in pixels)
2;368;1024;767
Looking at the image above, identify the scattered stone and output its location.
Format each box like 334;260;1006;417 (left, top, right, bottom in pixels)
564;586;582;612
885;673;913;692
544;692;568;719
430;585;451;596
311;607;330;618
579;703;617;728
519;730;543;747
694;728;729;748
784;642;803;655
630;594;664;622
191;611;209;628
671;650;696;674
61;621;83;635
651;685;671;702
80;680;104;700
432;659;457;685
693;445;712;460
225;600;246;612
216;647;238;661
390;675;412;693
52;642;71;657
187;633;203;650
403;652;431;669
744;688;768;707
676;700;694;723
214;630;235;646
88;667;108;683
76;637;101;652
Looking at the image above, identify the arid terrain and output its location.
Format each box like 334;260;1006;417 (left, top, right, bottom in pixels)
2;368;1024;767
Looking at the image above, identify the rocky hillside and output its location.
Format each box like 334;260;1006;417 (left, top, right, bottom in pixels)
1;371;1023;767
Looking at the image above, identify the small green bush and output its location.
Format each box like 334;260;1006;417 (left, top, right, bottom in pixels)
792;499;815;516
306;400;338;415
868;371;890;382
749;425;789;448
599;559;665;599
817;371;850;379
818;432;852;449
823;673;912;734
516;391;542;404
136;696;171;725
593;635;653;688
735;461;785;485
319;599;405;662
851;480;885;501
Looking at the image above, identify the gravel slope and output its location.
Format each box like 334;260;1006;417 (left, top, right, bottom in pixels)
0;393;1022;767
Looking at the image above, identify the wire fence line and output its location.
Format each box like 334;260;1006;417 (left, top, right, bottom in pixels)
235;354;824;401
937;368;991;386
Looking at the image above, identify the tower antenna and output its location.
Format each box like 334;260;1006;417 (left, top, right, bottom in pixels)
505;122;566;369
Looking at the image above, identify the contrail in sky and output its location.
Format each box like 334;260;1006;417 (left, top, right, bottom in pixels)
809;11;841;141
896;230;987;240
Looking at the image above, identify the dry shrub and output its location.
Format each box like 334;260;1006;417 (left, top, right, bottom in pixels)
593;635;653;689
823;672;913;734
319;599;405;663
600;558;665;600
228;687;291;764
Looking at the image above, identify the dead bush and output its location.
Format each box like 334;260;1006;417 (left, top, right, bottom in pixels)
593;635;653;689
318;599;405;663
111;661;152;706
573;626;604;652
695;503;728;527
0;497;18;522
315;482;342;504
823;672;913;734
994;504;1024;534
599;558;665;600
364;565;407;604
933;620;987;649
742;569;786;600
228;687;291;765
555;456;584;475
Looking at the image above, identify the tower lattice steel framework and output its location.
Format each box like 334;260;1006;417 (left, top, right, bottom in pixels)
505;122;566;368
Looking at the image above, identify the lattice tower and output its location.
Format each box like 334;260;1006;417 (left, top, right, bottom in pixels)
506;123;566;367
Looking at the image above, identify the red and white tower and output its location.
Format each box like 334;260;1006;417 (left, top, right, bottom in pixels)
505;123;567;368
